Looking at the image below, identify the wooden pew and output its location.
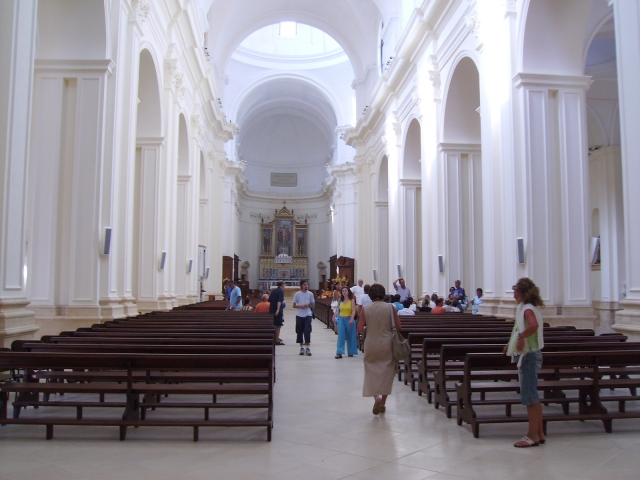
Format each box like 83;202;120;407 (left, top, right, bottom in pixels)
455;350;640;438
0;352;274;441
412;330;599;399
433;340;637;418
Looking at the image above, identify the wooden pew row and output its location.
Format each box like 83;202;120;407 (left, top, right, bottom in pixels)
398;328;592;385
399;325;577;386
456;350;640;438
417;334;628;403
413;331;601;398
432;339;636;418
0;352;274;441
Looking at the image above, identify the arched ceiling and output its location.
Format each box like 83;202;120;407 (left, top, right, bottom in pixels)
200;0;391;79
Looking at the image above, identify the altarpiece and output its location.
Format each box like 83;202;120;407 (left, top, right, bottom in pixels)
259;205;308;291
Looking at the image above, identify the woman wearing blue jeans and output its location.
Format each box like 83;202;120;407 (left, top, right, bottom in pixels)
335;287;357;359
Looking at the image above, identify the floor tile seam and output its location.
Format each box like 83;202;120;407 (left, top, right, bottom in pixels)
334;458;442;479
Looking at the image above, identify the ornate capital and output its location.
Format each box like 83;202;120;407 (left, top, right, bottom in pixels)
191;114;204;142
429;70;441;100
134;0;151;23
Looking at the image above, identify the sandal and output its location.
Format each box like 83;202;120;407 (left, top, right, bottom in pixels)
335;354;342;359
380;405;386;413
514;436;539;448
539;439;546;444
276;340;285;345
372;399;382;415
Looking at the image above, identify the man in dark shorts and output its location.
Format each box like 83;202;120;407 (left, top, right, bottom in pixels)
293;279;315;356
269;281;285;345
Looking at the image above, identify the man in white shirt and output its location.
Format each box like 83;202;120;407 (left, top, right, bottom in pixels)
350;279;364;304
398;299;415;316
393;278;411;302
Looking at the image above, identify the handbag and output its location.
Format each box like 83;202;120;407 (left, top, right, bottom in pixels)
389;304;410;361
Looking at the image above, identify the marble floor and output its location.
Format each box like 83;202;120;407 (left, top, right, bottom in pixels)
1;310;640;480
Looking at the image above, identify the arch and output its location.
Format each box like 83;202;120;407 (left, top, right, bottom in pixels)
402;118;421;179
36;0;107;60
519;0;591;75
440;55;483;296
229;73;345;127
137;49;162;138
215;13;367;79
442;56;480;144
177;114;190;176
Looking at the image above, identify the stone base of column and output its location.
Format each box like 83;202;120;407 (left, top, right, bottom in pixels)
478;298;598;329
98;297;131;321
477;298;517;320
0;298;39;348
31;305;104;339
592;301;622;333
186;294;199;305
136;296;176;313
612;299;640;342
176;296;189;306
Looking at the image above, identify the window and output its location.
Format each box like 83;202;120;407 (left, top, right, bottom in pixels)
279;22;297;37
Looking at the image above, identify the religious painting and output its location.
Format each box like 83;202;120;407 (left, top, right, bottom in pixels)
261;227;272;255
276;219;292;255
296;228;307;256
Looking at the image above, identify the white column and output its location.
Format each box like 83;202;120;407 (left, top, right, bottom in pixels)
439;144;483;293
609;0;640;338
27;58;114;338
383;122;402;290
327;163;358;261
0;0;38;346
116;9;144;318
420;64;442;299
221;158;244;258
398;179;421;296
175;173;191;304
589;147;624;330
514;74;594;323
135;138;167;312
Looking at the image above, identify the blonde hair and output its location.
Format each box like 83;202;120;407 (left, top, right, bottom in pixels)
514;277;544;308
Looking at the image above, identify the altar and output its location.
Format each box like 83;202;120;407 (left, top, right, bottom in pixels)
258;204;309;293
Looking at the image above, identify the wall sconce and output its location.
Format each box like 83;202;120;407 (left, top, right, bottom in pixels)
103;227;112;255
188;259;193;273
438;255;444;273
397;264;402;278
373;269;378;282
160;251;167;270
517;238;525;264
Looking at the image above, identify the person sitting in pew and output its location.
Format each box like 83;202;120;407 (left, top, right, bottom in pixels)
254;294;270;313
471;288;483;315
392;294;404;312
504;277;545;448
398;299;415;316
431;298;445;314
240;297;254;311
443;299;459;313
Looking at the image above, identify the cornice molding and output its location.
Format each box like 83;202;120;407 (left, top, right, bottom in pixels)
513;73;594;90
34;59;116;76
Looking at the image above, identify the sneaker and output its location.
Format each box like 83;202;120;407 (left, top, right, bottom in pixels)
299;347;305;356
305;347;312;356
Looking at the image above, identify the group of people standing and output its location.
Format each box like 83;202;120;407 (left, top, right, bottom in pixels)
229;275;545;448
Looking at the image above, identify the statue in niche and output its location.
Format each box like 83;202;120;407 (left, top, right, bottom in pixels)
277;220;292;255
296;229;307;256
262;227;272;255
